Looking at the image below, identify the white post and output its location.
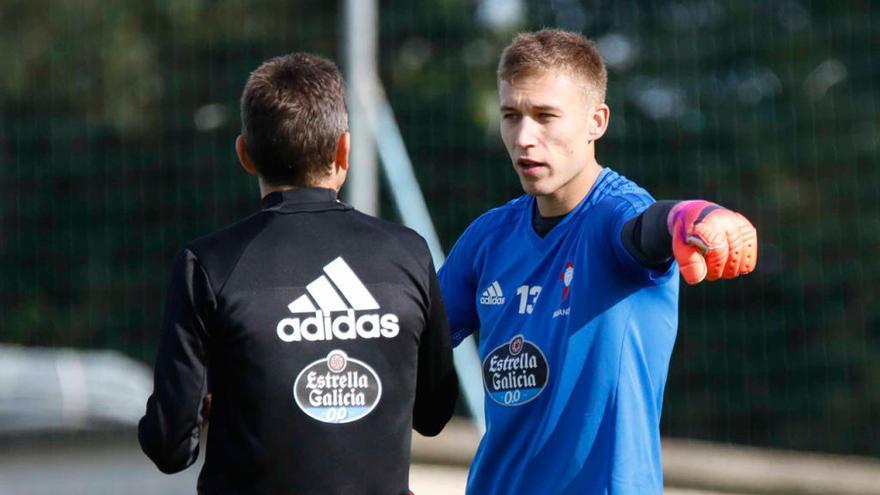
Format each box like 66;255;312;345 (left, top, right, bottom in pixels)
342;0;379;215
340;0;487;432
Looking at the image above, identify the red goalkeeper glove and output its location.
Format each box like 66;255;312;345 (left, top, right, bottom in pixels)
667;200;758;285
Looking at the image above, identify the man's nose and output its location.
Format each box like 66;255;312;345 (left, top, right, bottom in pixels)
514;117;538;149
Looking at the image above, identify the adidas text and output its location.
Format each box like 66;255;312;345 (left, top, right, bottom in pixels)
480;295;505;305
277;309;400;342
480;281;506;305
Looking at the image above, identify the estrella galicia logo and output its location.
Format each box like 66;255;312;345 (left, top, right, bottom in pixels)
482;334;549;406
293;350;382;424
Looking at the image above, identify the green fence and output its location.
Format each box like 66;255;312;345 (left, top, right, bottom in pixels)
1;0;877;457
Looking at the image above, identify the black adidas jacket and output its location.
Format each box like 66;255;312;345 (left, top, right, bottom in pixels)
138;187;458;495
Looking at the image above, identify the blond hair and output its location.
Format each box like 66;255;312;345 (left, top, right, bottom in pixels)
498;29;608;102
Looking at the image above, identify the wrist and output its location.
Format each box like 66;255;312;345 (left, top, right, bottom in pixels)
667;200;716;236
666;200;688;235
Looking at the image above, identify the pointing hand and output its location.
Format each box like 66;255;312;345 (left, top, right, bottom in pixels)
667;200;758;285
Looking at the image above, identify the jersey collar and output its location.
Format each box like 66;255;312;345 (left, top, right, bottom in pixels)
260;187;353;213
524;167;614;249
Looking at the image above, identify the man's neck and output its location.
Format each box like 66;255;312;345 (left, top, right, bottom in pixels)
534;162;602;217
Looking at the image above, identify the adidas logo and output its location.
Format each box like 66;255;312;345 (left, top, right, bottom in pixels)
480;281;506;305
276;257;400;343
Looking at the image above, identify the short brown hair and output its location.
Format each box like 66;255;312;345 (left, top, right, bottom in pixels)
498;29;607;101
240;53;348;186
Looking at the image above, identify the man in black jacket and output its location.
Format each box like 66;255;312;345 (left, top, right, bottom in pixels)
139;52;458;495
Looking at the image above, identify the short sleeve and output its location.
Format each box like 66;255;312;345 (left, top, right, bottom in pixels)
437;224;482;347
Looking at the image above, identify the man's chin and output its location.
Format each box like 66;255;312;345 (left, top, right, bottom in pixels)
519;179;553;197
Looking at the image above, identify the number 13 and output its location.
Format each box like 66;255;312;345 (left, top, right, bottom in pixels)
516;285;541;314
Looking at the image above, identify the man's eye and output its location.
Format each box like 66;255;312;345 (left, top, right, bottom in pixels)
538;113;556;120
502;113;520;121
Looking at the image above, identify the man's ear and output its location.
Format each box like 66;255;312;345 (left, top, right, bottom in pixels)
236;135;258;175
588;103;610;143
335;131;350;172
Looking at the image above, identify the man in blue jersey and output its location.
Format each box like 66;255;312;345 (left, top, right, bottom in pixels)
438;29;758;494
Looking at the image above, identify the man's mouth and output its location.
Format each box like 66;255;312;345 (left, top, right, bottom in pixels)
517;158;547;176
517;158;546;170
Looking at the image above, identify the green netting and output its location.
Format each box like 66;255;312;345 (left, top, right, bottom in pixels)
1;0;878;457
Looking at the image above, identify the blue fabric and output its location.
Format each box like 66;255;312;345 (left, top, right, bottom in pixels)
439;168;679;494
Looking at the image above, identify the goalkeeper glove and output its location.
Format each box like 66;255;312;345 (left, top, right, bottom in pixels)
667;200;758;285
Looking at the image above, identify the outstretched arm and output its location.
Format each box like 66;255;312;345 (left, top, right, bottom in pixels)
621;200;758;284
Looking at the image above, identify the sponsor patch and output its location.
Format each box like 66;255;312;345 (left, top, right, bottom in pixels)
276;257;400;343
482;334;549;406
293;350;382;423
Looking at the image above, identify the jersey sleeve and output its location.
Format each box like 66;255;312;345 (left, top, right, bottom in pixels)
606;195;677;285
412;262;459;436
437;224;481;347
138;248;214;474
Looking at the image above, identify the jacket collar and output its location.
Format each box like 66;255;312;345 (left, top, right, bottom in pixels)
260;187;352;213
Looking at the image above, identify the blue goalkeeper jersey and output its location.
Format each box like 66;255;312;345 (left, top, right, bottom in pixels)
439;168;679;494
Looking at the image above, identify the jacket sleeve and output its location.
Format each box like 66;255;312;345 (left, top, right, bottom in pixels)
138;248;214;474
412;263;459;436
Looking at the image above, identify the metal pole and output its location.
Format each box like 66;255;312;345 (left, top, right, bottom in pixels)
347;78;488;432
341;0;486;432
368;82;487;433
342;0;379;215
